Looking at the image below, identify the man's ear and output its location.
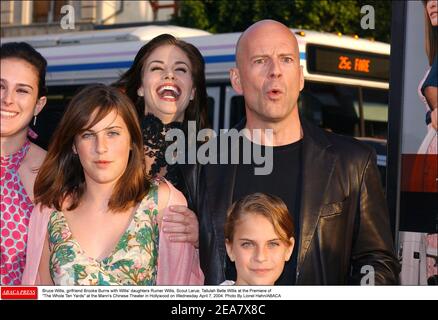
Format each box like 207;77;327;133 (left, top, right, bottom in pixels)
34;96;47;116
225;239;235;262
299;66;304;91
230;68;243;95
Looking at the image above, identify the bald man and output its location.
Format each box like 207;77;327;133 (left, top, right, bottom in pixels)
184;20;400;284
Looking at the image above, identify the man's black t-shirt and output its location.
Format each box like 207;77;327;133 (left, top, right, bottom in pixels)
228;138;303;284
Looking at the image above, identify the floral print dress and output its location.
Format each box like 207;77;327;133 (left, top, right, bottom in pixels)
48;185;159;286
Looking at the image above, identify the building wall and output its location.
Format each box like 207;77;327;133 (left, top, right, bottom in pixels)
1;0;177;37
21;1;32;25
100;1;152;24
80;0;97;22
1;0;14;25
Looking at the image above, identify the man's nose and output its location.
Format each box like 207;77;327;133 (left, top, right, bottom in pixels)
269;59;282;78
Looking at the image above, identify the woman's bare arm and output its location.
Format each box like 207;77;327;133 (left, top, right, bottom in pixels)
37;233;54;285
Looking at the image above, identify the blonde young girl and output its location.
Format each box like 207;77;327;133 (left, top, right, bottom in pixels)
223;193;295;285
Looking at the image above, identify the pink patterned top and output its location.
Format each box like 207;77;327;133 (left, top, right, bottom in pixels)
1;140;33;285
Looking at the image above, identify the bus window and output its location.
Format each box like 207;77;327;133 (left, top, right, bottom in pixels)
298;91;323;127
300;82;389;139
206;86;221;133
207;96;215;129
301;82;360;136
229;95;245;129
359;88;388;139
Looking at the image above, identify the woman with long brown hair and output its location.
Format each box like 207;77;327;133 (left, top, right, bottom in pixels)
116;33;208;186
114;34;209;247
22;85;203;285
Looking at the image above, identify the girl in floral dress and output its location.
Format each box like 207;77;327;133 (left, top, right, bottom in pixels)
21;85;203;285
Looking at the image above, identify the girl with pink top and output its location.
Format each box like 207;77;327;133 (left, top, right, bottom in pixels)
1;42;48;285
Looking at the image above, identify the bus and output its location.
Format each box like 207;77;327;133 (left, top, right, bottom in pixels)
2;25;390;176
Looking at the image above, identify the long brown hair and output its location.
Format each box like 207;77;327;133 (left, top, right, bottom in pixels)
423;0;438;65
224;193;295;245
34;84;149;212
114;33;209;130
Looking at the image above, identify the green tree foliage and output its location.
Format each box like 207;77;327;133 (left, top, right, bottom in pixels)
173;0;210;31
172;0;391;42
